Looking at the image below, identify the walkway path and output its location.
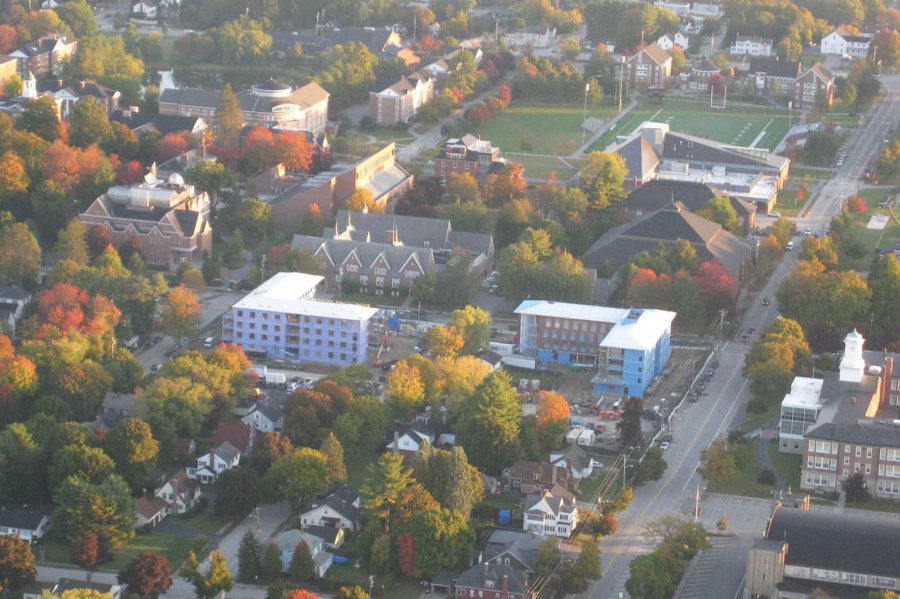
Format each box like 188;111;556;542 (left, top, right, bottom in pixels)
570;100;638;158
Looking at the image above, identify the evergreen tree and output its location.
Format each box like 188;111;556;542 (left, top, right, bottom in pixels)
238;531;263;583
456;371;522;475
320;432;347;485
288;541;314;581
262;542;282;580
214;83;244;149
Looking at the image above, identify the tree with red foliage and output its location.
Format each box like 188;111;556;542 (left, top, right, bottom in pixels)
0;25;16;53
396;533;421;578
695;260;736;313
626;268;673;308
846;195;867;214
153;132;191;163
118;552;173;597
275;132;313;172
240;127;280;174
26;283;120;340
70;532;101;581
286;591;321;599
117;160;145;185
496;84;512;107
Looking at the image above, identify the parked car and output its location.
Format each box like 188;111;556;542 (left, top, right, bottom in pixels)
762;297;770;306
660;441;670;450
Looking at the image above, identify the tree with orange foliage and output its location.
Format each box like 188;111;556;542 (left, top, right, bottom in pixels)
0;334;37;425
161;285;202;346
286;590;321;599
424;325;464;358
695;260;736;313
240;127;280;174
536;390;571;449
275;131;313;172
42;140;82;194
117;160;145;185
0;25;16;53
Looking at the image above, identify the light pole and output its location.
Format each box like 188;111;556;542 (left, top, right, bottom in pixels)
336;267;343;300
582;82;590;145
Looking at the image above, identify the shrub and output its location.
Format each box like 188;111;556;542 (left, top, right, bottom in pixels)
758;469;776;485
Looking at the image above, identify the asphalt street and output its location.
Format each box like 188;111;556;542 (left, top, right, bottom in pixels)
576;75;900;599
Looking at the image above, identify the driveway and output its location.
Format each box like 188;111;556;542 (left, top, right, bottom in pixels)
215;501;294;574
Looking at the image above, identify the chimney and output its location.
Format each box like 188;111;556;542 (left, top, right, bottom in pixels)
79;80;86;90
551;464;557;484
483;562;489;577
502;574;509;598
839;329;865;383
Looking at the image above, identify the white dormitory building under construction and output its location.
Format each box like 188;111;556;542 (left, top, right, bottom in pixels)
222;272;377;366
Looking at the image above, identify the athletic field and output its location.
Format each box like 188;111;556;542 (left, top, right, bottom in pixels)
595;105;791;151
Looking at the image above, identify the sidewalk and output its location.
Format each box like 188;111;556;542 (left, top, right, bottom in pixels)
570;100;638;158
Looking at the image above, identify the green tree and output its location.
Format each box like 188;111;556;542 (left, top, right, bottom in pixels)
264;448;329;508
55;219;90;266
238;531;263;583
634;446;668;485
18;97;63;141
56;0;96;37
361;452;419;530
214;83;244;149
49;444;116;493
68;96;114;148
843;471;870;503
0;535;37;590
457;370;522;475
52;474;135;550
406;508;474;576
580;151;627;209
617;397;643;448
215;467;261;519
0;221;41;287
103;417;159;489
185;160;236;210
698;437;736;485
216;17;272;65
288;540;314;581
869;255;900;347
412;443;484;519
262;543;282;580
3;75;22;98
320;432;347;485
696;197;740;233
235;198;275;240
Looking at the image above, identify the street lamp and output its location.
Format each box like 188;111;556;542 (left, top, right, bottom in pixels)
336;267;343;300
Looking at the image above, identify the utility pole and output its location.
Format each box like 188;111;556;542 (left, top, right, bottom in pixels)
582;82;589;145
254;505;261;536
694;483;700;523
260;254;267;285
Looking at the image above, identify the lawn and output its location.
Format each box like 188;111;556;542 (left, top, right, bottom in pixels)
593;103;790;151
39;529;207;572
325;564;422;599
463;101;620;155
511;153;580;180
768;442;802;490
838;187;900;269
708;446;772;499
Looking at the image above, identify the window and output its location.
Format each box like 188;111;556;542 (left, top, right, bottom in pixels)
374;267;387;276
865;463;871;474
856;446;862;457
867;447;873;459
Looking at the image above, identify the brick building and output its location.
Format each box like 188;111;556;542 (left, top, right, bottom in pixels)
268;143;413;231
433;135;503;183
368;72;434;126
79;172;211;269
748;58;802;98
793;63;834;109
7;34;77;78
623;42;672;88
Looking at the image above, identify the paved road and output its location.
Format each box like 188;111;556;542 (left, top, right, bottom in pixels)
577;74;900;599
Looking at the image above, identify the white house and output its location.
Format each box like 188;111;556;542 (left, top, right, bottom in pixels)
550;445;597;479
820;27;872;58
131;0;157;17
690;2;722;18
0;286;32;338
730;35;774;56
503;26;558;49
155;469;201;514
523;490;578;538
385;426;435;456
657;32;690;51
241;403;284;433
274;529;333;578
187;441;241;484
0;507;51;541
300;496;362;532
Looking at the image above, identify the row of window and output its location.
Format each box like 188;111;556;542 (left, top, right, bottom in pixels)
542;318;605;332
786;565;896;589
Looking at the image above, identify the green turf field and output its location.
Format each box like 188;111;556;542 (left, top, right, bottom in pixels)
463;102;620;155
594;106;791;151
